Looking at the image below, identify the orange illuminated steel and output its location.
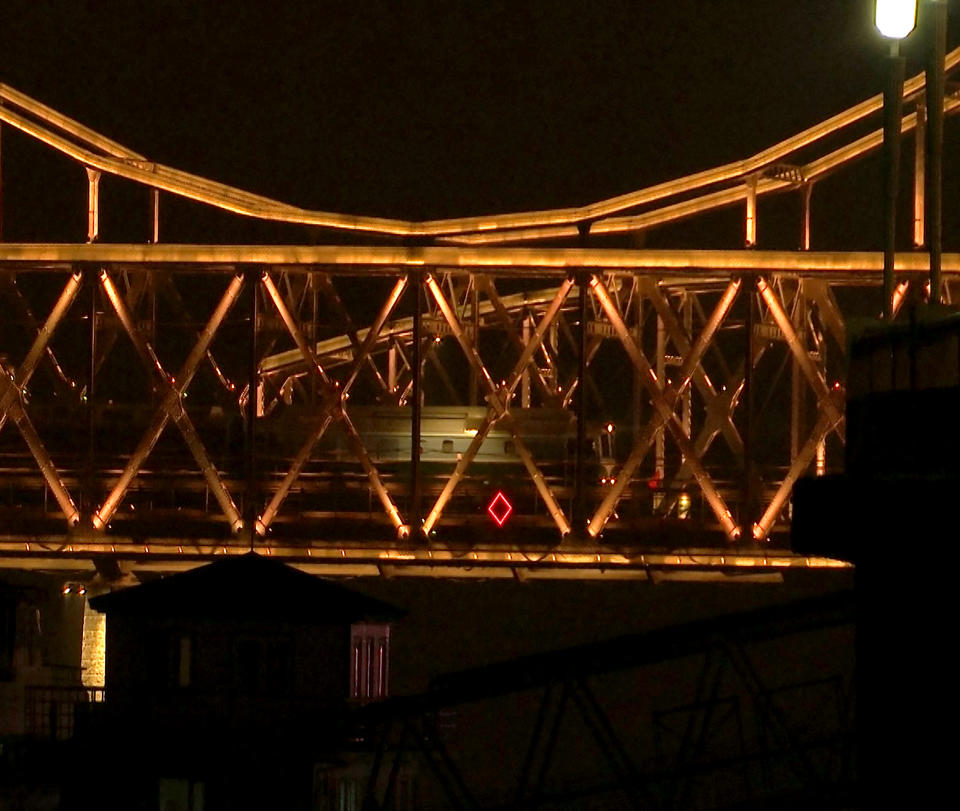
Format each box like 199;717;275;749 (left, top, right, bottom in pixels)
487;492;514;527
2;46;958;240
256;271;405;535
254;274;409;536
421;273;573;537
587;275;740;540
0;272;83;526
1;47;960;565
92;271;245;533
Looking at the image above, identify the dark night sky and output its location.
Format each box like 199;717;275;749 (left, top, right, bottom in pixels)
0;9;869;773
2;1;957;245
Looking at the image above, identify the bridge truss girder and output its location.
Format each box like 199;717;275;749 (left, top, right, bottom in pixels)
1;249;957;575
1;46;960;573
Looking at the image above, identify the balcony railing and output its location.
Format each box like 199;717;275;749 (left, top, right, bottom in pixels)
24;685;105;741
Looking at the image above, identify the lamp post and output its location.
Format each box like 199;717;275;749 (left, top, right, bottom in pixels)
875;0;917;320
925;0;947;305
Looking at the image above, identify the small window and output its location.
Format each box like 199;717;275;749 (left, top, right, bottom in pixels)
503;441;515;455
349;623;390;701
441;439;454;453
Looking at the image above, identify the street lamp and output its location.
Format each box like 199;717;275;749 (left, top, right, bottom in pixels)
875;0;917;39
875;0;917;319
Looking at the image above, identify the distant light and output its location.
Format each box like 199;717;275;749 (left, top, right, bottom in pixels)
875;0;917;39
606;423;614;433
678;493;691;519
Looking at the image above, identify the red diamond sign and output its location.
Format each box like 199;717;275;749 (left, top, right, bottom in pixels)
487;491;513;527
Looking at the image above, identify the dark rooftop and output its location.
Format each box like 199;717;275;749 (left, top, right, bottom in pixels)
89;552;403;624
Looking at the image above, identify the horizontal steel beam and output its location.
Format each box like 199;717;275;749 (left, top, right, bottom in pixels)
2;244;960;274
0;541;849;579
3;46;958;236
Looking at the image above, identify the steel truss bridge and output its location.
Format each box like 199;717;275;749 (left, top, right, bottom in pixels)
0;50;958;579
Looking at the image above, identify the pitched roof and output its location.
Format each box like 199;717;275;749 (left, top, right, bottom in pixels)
89;553;403;624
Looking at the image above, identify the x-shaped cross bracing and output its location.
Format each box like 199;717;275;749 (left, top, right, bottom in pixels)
93;270;245;531
641;278;745;459
750;276;845;539
422;274;576;536
0;275;78;398
255;271;407;536
588;275;741;539
0;271;83;525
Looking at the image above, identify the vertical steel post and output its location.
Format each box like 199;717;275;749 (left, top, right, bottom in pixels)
632;281;642;443
793;187;812;465
410;271;423;536
654;311;666;504
682;294;692;438
926;0;946;304
0;120;3;241
745;175;758;248
86;169;100;243
882;47;905;319
246;267;258;547
816;316;827;477
150;189;160;244
388;345;397;396
548;320;559;391
521;314;531;409
310;273;319;405
913;101;926;248
742;277;754;538
790;286;805;464
574;272;587;538
470;277;479;406
86;267;97;522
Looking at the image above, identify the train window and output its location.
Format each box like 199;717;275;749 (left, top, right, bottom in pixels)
503;441;515;455
442;440;454;453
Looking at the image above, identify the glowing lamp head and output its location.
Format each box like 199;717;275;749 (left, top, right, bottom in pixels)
874;0;917;39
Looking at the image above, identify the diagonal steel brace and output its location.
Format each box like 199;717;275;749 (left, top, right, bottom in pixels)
477;275;557;404
93;271;244;531
757;276;844;438
753;408;840;540
0;372;80;524
641;277;745;457
255;274;408;534
423;274;574;536
260;271;405;532
589;275;740;539
0;274;78;399
0;272;82;434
